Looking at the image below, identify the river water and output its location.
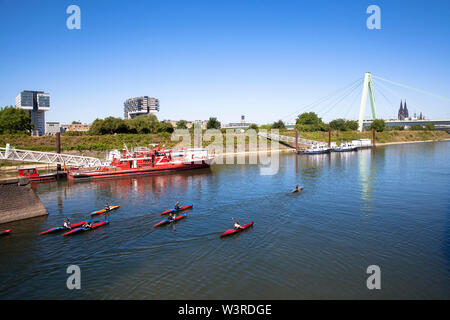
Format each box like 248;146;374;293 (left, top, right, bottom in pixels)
1;141;449;299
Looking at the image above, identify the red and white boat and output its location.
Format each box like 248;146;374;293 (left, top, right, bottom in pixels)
68;146;213;180
18;167;57;182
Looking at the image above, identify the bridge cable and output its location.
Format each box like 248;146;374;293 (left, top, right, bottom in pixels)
301;77;363;121
318;78;364;119
278;76;364;121
372;75;450;103
371;80;396;119
372;79;428;118
342;84;363;120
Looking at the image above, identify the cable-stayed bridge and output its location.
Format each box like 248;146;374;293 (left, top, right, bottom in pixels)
278;72;450;132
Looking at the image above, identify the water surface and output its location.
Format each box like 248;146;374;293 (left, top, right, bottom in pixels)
1;141;449;299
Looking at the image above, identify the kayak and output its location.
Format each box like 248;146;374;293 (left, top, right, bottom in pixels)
91;205;120;216
40;220;90;235
220;222;254;237
160;204;193;215
1;229;12;236
153;214;187;227
63;220;110;236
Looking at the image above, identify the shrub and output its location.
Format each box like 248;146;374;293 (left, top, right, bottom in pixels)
425;122;435;131
409;125;423;131
272;120;286;129
206;117;221;129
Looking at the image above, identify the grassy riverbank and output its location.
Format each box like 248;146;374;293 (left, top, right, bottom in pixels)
279;129;450;144
1;130;448;151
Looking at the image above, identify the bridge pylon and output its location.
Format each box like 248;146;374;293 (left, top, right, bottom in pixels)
358;72;377;132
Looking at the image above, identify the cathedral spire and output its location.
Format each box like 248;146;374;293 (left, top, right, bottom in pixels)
404;100;409;118
398;100;403;120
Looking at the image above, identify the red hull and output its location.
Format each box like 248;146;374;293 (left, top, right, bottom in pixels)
220;222;254;237
160;205;193;215
63;221;110;236
28;174;57;182
40;220;89;235
154;214;187;227
68;162;210;180
1;229;12;236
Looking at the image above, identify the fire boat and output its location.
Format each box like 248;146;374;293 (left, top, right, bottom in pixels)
68;145;213;180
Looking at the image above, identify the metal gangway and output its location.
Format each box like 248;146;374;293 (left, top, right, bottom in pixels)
258;132;327;147
0;144;104;168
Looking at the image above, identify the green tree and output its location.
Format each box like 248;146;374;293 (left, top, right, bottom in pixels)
72;121;81;124
272;120;286;129
158;122;174;133
345;120;359;131
248;123;258;130
129;114;159;134
370;119;386;132
176;120;188;129
0;106;33;134
295;112;329;131
206;117;221;129
329;119;346;131
88;118;105;135
296;112;322;126
101;117;127;134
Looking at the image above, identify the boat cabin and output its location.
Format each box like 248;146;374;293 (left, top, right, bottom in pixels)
18;168;39;178
18;167;57;182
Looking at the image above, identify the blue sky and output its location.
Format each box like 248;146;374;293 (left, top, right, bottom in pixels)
0;0;449;124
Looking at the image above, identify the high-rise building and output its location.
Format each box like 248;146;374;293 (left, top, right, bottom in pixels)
124;96;159;119
16;90;50;136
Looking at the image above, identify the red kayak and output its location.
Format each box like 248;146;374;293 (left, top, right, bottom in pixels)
40;220;90;235
1;229;12;236
220;222;254;237
63;221;110;236
153;214;187;227
160;204;193;215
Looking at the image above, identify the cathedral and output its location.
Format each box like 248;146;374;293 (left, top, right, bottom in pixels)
397;100;424;120
398;100;409;120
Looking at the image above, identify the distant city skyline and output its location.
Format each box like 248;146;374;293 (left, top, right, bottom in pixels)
1;0;449;125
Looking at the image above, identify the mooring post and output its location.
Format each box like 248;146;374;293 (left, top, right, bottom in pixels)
295;130;298;153
56;132;61;172
372;129;376;147
328;129;331;147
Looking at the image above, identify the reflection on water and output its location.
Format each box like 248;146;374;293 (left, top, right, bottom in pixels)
1;142;449;299
359;150;376;215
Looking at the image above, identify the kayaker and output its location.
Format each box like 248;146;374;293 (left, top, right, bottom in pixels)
174;201;180;211
63;218;71;229
291;185;304;193
82;221;92;228
168;212;176;222
232;218;244;230
104;203;110;211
